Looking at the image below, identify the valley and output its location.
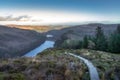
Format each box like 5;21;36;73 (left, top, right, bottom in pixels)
0;24;120;80
1;0;120;80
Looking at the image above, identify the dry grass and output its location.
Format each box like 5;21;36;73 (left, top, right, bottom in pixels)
0;49;89;80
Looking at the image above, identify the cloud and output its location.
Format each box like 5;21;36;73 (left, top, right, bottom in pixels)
0;15;31;21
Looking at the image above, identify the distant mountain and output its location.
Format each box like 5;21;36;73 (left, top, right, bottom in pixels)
0;25;45;58
46;23;118;41
6;24;70;32
7;25;51;32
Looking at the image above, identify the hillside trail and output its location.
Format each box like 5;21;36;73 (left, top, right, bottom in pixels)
66;53;100;80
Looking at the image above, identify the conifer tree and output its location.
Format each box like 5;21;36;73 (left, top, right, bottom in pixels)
83;35;88;48
94;26;108;51
108;25;120;53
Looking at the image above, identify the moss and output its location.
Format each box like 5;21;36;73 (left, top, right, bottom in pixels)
7;73;25;80
0;73;25;80
32;63;41;70
47;61;56;68
82;72;90;80
0;72;4;80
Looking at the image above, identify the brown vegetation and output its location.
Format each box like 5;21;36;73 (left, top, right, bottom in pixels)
0;49;88;80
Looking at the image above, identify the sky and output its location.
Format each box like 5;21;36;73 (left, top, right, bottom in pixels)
0;0;120;25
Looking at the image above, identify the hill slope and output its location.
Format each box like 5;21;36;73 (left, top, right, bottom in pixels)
0;49;88;80
0;25;45;58
46;24;118;41
0;49;119;80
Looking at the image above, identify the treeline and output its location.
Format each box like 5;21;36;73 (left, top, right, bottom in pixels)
57;25;120;54
81;25;120;53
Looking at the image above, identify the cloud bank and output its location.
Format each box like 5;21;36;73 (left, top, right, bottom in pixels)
0;15;31;21
0;10;120;25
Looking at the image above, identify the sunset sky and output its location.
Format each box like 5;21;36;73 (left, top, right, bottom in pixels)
0;0;120;25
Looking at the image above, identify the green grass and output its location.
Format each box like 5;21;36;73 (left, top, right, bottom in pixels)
70;49;120;80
